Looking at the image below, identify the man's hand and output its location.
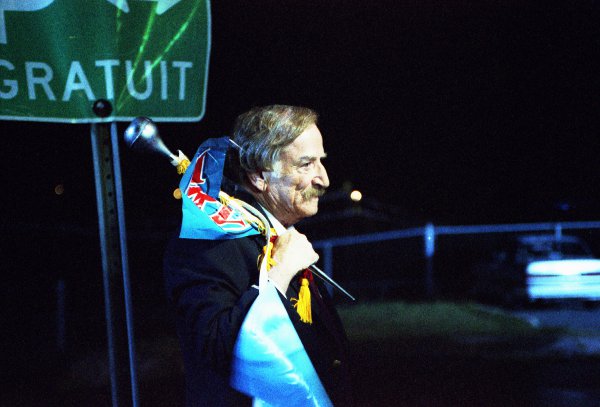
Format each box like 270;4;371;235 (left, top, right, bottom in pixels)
268;229;319;295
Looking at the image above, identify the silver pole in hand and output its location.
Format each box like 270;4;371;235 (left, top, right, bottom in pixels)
228;188;356;301
309;265;356;301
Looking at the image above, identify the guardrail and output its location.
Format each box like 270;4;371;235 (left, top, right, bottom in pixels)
313;220;600;298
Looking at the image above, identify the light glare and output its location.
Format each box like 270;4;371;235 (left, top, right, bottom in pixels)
350;190;362;202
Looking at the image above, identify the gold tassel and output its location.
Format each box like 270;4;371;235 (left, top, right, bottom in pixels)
256;230;312;324
171;150;191;175
291;278;312;324
262;240;276;271
257;235;277;271
176;158;191;175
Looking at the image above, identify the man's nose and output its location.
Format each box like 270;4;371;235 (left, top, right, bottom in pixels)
314;161;330;188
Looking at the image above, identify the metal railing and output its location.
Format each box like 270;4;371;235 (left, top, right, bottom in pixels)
313;220;600;298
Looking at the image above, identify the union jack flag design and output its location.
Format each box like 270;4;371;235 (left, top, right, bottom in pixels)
179;137;259;240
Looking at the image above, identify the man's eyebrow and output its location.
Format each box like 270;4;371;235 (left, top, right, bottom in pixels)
298;153;328;161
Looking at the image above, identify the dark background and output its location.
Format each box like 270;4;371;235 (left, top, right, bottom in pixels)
4;0;600;229
3;0;600;403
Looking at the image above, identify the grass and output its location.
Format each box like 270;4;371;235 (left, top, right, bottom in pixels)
336;301;600;406
337;300;563;345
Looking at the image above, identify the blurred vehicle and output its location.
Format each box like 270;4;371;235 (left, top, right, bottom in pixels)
471;234;600;306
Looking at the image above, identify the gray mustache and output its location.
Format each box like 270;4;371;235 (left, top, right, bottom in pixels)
302;187;326;200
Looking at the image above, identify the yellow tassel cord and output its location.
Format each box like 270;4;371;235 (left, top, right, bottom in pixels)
219;192;313;324
169;152;190;200
176;158;191;175
258;239;277;271
171;150;191;175
291;277;312;324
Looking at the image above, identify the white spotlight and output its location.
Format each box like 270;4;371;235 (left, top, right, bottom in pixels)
350;190;362;202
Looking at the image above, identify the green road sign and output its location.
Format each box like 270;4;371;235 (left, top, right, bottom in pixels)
0;0;211;123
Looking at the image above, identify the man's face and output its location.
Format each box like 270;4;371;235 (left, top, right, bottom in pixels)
260;124;330;227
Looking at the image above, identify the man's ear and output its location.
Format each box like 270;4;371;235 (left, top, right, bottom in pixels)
247;171;267;192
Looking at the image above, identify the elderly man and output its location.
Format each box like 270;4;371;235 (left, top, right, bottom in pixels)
164;105;352;406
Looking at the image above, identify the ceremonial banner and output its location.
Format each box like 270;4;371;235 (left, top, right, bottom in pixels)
179;137;259;240
0;0;211;122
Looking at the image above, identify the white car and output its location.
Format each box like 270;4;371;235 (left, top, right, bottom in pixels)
524;235;600;301
472;234;600;306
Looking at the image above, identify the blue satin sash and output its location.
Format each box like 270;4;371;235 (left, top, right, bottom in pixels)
231;280;332;407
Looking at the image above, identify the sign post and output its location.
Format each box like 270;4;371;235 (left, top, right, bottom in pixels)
91;115;137;407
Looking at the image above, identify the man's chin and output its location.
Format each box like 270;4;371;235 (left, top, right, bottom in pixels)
302;200;320;217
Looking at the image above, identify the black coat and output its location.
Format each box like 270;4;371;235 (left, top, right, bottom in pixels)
164;224;352;406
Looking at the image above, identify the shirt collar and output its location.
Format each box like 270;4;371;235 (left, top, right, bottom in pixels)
259;205;295;235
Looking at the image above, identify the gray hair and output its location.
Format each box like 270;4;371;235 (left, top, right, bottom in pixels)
227;105;318;186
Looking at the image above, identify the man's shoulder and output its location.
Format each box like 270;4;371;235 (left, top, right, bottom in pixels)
163;233;265;280
165;233;264;259
168;232;259;247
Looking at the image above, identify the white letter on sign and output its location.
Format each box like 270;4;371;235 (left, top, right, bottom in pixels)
172;61;192;101
25;61;55;100
62;61;95;101
160;60;167;100
96;59;120;100
0;59;17;99
126;60;152;100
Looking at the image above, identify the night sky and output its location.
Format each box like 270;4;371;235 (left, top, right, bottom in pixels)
3;0;600;233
